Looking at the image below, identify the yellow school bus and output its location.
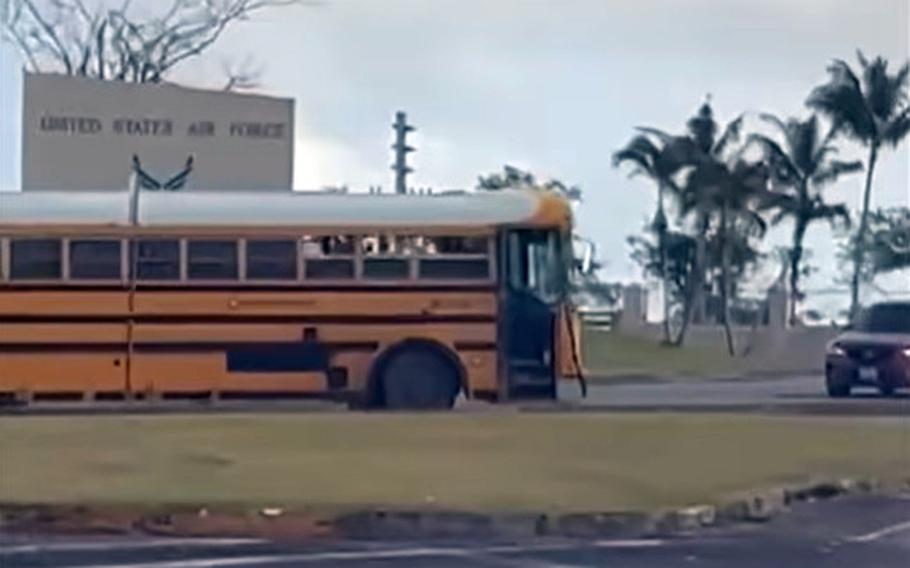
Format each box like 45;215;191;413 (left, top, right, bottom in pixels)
0;189;582;409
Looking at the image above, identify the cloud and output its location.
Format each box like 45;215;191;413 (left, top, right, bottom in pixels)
293;134;384;190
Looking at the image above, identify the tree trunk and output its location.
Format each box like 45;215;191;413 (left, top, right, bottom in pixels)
658;232;672;345
673;288;693;347
656;185;672;345
691;211;709;324
789;218;807;327
850;144;879;320
673;210;707;347
719;206;735;356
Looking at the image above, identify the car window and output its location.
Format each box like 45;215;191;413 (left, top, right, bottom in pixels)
853;304;910;333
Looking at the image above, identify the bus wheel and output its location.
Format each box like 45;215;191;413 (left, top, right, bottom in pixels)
380;345;460;410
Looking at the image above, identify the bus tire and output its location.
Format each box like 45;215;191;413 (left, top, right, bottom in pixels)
379;343;461;410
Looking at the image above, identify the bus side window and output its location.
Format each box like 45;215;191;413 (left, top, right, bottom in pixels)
417;235;491;281
187;240;238;280
419;258;490;280
303;235;355;280
133;239;181;281
70;239;122;280
361;235;412;280
10;238;62;280
301;236;324;258
246;240;297;280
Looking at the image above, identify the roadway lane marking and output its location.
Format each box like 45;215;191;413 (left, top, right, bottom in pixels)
0;537;265;555
847;519;910;543
65;549;562;568
65;540;668;567
593;539;665;548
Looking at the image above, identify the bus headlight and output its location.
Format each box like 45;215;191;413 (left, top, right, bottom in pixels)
903;346;910;359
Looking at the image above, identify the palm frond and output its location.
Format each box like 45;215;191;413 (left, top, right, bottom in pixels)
758;189;799;211
663;176;683;197
683;161;727;206
881;107;910;147
810;121;841;170
791;115;818;173
732;160;771;194
759;191;800;225
657;136;701;174
747;133;800;183
770;207;792;226
809;202;851;229
807;59;876;143
635;126;674;144
614;134;660;163
714;114;744;158
739;209;768;238
758;112;789;136
811;159;864;186
613;139;658;178
893;61;910;100
863;55;903;121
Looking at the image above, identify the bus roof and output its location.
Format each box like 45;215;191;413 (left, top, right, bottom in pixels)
0;189;571;230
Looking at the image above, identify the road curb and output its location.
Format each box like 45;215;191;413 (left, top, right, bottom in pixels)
716;488;788;523
0;477;885;541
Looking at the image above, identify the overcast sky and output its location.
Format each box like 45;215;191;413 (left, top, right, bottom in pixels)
1;0;907;307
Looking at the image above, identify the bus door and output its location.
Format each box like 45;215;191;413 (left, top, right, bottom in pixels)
500;229;562;400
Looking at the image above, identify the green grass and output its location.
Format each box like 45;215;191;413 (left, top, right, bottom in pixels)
1;413;905;513
583;329;743;378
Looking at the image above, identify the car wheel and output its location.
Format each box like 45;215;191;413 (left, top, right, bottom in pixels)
826;373;851;398
380;345;460;410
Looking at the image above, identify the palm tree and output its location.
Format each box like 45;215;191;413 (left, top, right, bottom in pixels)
613;133;693;343
806;51;910;317
683;159;769;355
841;207;910;282
749;114;860;324
623;100;745;345
667;100;744;328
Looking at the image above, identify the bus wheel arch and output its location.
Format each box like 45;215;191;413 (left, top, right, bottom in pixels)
366;339;465;410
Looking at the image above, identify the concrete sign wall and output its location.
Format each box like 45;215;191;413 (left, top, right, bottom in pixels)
22;73;294;191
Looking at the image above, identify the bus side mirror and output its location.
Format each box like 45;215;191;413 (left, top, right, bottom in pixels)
574;238;595;275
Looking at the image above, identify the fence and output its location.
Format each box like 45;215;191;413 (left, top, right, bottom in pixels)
577;306;618;331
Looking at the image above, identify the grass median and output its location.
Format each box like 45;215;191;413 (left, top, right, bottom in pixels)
583;329;744;379
1;413;905;514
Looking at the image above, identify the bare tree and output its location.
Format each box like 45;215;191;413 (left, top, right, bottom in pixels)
2;0;301;89
220;53;262;91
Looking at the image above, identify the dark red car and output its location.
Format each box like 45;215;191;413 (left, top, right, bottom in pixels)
825;301;910;397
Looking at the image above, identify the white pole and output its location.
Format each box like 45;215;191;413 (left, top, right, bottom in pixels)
125;170;140;397
128;171;140;226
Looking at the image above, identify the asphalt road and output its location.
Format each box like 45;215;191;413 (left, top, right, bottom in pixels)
553;374;910;416
2;374;907;416
3;493;909;567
